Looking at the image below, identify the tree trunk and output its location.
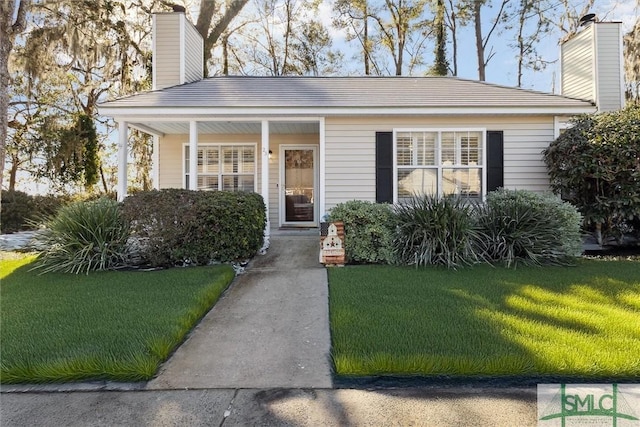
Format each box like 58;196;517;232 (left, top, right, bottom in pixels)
222;35;229;75
364;3;370;75
474;0;485;81
447;0;458;76
8;157;18;192
196;0;249;77
0;1;30;191
432;0;448;76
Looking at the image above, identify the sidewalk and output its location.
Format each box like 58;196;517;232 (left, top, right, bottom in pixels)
147;232;333;390
1;387;537;426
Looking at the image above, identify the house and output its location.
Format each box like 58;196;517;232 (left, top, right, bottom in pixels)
98;12;625;234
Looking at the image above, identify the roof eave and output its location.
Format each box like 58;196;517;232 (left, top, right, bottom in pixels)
98;105;596;120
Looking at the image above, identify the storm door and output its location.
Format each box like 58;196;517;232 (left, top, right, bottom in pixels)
280;145;318;227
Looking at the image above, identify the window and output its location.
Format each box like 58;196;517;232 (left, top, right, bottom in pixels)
184;144;256;192
395;130;484;201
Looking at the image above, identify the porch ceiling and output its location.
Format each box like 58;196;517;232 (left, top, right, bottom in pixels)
131;121;319;135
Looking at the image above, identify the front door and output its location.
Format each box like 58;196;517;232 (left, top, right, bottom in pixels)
280;145;318;227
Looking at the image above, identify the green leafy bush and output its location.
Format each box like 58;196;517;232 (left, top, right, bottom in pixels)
543;105;640;243
475;189;582;267
327;200;397;264
32;198;130;274
1;191;34;233
1;191;73;233
122;189;266;267
394;195;481;268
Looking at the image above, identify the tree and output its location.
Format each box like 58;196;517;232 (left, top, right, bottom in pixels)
472;0;511;82
543;105;640;245
428;0;449;75
195;0;250;76
443;0;471;76
510;0;552;87
555;0;596;42
5;71;76;191
624;17;640;102
1;0;30;191
238;0;340;76
292;20;343;76
11;0;157;193
370;0;432;76
334;0;379;75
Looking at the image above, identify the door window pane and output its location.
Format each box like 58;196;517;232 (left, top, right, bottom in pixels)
284;149;314;222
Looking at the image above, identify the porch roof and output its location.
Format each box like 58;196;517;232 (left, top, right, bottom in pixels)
99;76;595;117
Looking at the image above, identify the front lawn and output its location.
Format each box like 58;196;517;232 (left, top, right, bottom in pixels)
328;260;640;380
0;252;235;384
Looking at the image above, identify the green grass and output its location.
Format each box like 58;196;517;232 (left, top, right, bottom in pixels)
328;260;640;380
0;252;235;384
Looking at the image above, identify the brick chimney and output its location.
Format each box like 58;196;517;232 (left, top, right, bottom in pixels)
560;21;625;112
152;11;203;90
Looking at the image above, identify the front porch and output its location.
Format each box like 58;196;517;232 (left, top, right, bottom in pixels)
115;118;325;233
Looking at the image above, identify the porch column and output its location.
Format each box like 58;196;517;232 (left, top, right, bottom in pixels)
189;121;198;190
319;117;326;220
151;135;159;189
261;120;270;235
117;121;128;201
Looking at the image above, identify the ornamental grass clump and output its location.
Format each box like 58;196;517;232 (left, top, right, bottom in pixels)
31;198;130;274
393;195;481;268
475;189;582;267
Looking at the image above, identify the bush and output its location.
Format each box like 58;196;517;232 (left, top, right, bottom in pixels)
122;189;266;267
1;191;34;233
394;195;481;268
543;105;640;243
475;189;582;267
1;191;74;233
327;200;397;264
31;198;130;274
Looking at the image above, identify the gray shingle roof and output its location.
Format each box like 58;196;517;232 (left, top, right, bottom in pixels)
99;76;594;110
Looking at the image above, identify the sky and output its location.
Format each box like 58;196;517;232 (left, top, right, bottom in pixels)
315;0;638;94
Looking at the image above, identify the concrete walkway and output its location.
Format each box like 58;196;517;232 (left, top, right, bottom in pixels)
147;232;333;390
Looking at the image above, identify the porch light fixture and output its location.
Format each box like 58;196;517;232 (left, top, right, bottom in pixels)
269;149;273;159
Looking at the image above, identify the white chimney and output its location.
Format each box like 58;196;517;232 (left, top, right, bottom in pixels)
560;21;625;112
152;11;204;90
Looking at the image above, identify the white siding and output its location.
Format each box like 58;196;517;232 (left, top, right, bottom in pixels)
158;133;318;228
324;116;556;212
154;14;181;90
561;26;594;103
561;22;624;112
183;19;203;83
595;23;624;112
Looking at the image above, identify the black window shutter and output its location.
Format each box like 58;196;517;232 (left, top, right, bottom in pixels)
486;131;504;192
376;132;393;203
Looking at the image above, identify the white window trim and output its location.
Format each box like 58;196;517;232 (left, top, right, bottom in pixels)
553;116;574;139
392;128;487;203
182;142;258;192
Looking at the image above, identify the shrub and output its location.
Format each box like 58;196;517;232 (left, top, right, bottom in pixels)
327;200;397;264
475;189;582;267
543;105;640;243
122;189;266;267
394;195;481;268
31;198;130;274
1;191;75;233
1;191;34;233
